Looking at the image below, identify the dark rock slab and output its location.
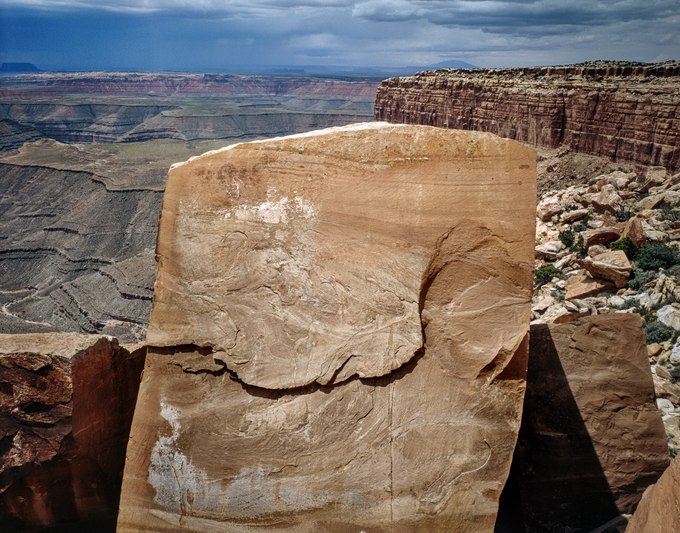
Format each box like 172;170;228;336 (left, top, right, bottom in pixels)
0;333;145;531
503;315;670;531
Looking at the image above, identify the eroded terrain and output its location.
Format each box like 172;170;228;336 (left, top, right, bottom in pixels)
0;73;378;341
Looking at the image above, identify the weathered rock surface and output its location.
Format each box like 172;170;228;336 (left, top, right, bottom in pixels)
0;333;145;531
512;315;670;531
118;123;536;531
583;249;632;288
375;61;680;170
565;271;615;300
626;456;680;532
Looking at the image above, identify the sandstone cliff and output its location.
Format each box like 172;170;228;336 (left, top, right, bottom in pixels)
118;123;536;531
374;61;680;171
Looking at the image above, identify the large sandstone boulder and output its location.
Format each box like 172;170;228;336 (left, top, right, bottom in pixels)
626;456;680;533
512;315;670;531
118;123;536;531
0;333;145;531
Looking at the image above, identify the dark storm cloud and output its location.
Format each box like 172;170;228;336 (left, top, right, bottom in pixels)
353;0;678;35
0;0;678;69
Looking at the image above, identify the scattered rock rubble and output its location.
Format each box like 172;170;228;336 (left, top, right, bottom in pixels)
533;164;680;458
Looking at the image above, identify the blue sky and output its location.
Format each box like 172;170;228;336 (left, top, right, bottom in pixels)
0;1;678;71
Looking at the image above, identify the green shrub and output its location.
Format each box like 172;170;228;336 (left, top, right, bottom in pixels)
660;202;680;222
666;264;680;279
616;204;633;222
535;265;565;287
628;267;657;290
558;229;575;248
636;242;680;271
572;213;590;233
572;234;587;257
610;237;638;259
644;320;675;344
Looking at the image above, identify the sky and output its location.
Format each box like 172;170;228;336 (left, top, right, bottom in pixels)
0;0;678;71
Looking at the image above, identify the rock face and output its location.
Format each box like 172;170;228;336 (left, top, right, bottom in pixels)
511;315;670;531
626;456;680;533
374;62;680;171
0;333;145;531
0;119;42;153
118;123;536;531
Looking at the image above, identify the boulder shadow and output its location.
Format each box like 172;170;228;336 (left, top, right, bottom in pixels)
496;324;621;532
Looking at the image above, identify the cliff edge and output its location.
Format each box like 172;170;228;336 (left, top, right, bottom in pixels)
374;61;680;171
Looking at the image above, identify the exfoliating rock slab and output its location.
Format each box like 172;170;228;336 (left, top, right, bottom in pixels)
119;123;536;531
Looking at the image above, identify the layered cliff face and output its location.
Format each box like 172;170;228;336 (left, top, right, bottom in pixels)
0;73;377;144
0;163;160;341
374;61;680;171
0;103;372;144
1;72;379;98
118;123;537;531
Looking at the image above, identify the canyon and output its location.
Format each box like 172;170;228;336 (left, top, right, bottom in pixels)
1;64;680;531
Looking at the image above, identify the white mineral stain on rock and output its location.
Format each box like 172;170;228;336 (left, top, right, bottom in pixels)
224;466;333;517
294;196;316;218
233;196;315;225
148;399;220;513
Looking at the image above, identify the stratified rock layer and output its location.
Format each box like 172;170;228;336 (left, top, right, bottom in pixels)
374;62;680;171
0;163;160;342
626;456;680;533
0;333;145;531
514;315;670;531
118;123;536;531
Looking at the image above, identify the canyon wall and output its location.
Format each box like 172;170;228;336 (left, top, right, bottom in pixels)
374;62;680;171
0;163;160;341
0;103;372;144
118;123;537;531
0;73;378;144
0;72;379;98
